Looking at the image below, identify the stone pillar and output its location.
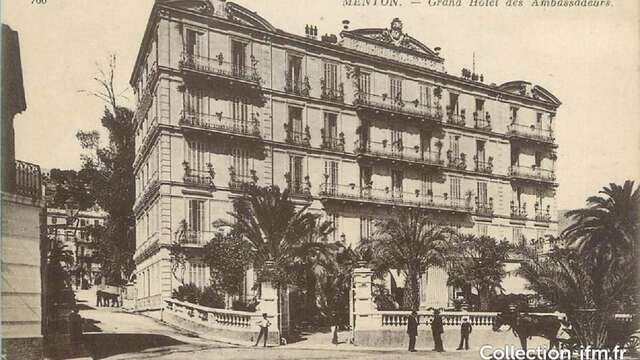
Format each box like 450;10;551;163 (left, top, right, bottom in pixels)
353;266;377;330
256;261;280;345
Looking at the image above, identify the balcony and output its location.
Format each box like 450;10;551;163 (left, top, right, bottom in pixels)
228;168;258;192
181;230;216;246
509;165;556;185
473;111;492;132
180;111;261;139
284;174;312;200
445;152;468;171
355;140;445;168
12;160;42;199
320;79;344;103
182;162;215;189
353;92;443;123
319;183;473;214
284;75;311;97
446;108;466;127
534;204;552;222
284;123;311;147
320;131;346;152
507;124;555;145
473;157;494;174
475;199;494;217
510;202;528;221
179;52;261;88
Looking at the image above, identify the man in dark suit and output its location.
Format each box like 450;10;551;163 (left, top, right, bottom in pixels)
457;316;472;350
431;309;445;352
407;310;418;352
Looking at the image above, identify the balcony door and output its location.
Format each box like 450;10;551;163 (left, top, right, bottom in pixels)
477;181;488;206
232;147;251;181
290;156;304;192
391;170;403;199
231;40;246;73
360;166;372;188
359;120;370;147
476;140;486;163
185;29;202;57
419;84;431;107
232;97;249;130
185;89;204;118
358;72;371;97
323;62;338;93
449;93;460;114
187;199;205;235
324;160;339;193
287;54;302;90
324;112;338;141
390;77;402;102
186;140;207;174
449;135;460;159
288;107;303;142
420;131;431;160
391;128;403;155
450;176;461;201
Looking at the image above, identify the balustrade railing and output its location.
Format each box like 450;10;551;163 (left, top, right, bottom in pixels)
180;111;260;137
319;183;472;212
510;203;528;220
475;202;494;217
354;93;443;121
509;165;556;183
284;125;310;147
355;140;444;166
446;109;466;126
474;159;493;174
180;53;260;84
320;134;345;152
473;111;492;131
165;298;260;329
183;167;215;187
180;230;216;246
507;124;554;143
14;160;42;199
229;173;256;191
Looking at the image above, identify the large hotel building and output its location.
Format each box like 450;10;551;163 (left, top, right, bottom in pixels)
131;0;561;311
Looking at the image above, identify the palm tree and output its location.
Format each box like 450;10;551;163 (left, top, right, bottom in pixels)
362;208;453;310
562;180;640;308
229;184;337;323
446;235;511;311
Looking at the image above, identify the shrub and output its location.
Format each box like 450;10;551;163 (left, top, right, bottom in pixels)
232;298;259;312
373;283;398;311
172;283;201;303
199;286;225;309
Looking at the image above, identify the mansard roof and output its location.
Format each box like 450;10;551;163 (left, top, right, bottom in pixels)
498;81;562;106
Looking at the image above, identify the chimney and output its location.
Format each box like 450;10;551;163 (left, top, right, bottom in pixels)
342;20;350;31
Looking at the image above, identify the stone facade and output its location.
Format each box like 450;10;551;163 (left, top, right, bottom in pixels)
130;0;561;312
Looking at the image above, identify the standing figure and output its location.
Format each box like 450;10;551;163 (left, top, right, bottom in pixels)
254;313;271;347
457;316;472;350
431;309;445;352
331;311;339;345
407;310;418;352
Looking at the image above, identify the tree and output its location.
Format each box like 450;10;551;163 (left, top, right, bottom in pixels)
228;184;337;324
562;180;640;310
362;209;453;310
203;231;254;299
77;55;135;284
45;168;96;210
446;235;511;311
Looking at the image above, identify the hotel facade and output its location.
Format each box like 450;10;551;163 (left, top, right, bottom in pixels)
130;0;561;311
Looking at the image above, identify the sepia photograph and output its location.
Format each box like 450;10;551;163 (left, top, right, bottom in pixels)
1;0;638;359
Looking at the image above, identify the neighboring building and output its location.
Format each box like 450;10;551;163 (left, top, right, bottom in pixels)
46;206;108;288
130;0;561;311
1;24;45;360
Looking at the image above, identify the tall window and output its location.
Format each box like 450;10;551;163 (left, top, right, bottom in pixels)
390;78;402;101
450;176;462;200
324;160;339;186
360;166;372;188
475;98;484;114
449;93;460;114
510;106;519;124
514;186;523;207
536;113;543;130
536;190;544;210
391;170;403;198
419;84;431;107
477;181;488;205
421;174;433;197
187;262;208;289
391;128;403;154
478;224;488;237
188;199;205;233
511;147;519;166
450;135;460;159
512;227;524;246
185;88;204;115
232;147;251;180
288;106;303;138
287;54;302;89
185;29;201;56
231;40;246;72
358;72;371;95
290;155;304;191
323;62;338;92
323;112;338;141
535;151;543;167
476;140;486;163
328;213;340;242
232;97;249;122
420;131;431;159
186;140;207;173
359;120;370;145
360;217;374;242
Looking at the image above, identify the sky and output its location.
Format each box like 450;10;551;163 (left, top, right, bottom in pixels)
2;0;639;210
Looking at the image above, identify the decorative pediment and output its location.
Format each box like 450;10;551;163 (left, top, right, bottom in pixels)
159;1;276;31
498;81;561;106
159;0;216;15
225;2;277;32
343;18;441;60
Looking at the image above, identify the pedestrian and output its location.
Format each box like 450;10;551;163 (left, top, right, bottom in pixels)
331;311;339;345
407;310;418;352
456;316;472;350
431;309;445;352
254;313;271;347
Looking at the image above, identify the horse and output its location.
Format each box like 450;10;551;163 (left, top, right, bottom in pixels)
492;311;561;350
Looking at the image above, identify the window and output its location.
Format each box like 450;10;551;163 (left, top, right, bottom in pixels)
512;227;524;247
475;98;485;114
359;120;370;145
449;135;460;159
360;166;372;188
185;29;201;56
232;97;249;122
514;186;523;207
535;151;543;167
511;147;519;166
392;170;403;197
419;84;431;107
328;213;340;242
358;72;371;95
536;113;543;130
323;62;338;91
288;106;303;139
449;93;459;114
391;128;402;154
476;140;486;163
187;140;207;173
536;190;544;210
450;176;462;200
187;262;209;289
231;40;246;71
80;219;87;227
421;174;433;197
390;78;402;101
360;216;375;241
52;217;57;224
323;112;338;141
185;88;204;115
478;224;488;237
232;147;251;180
477;181;488;205
510;106;519;124
324;160;339;186
290;155;304;191
188;199;205;233
420;131;431;158
287;54;303;89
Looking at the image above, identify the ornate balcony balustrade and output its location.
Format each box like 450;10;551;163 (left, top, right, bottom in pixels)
320;130;346;152
179;52;261;85
319;183;473;213
285;173;312;199
355;140;444;167
473;157;494;174
180;111;260;138
228;167;258;191
509;165;556;184
475;199;494;217
284;123;311;147
473;111;492;131
183;161;215;188
446;151;467;170
510;202;528;220
181;230;216;246
13;160;42;199
534;203;552;222
284;74;311;97
353;92;443;122
320;79;344;103
446;108;466;127
507;123;555;144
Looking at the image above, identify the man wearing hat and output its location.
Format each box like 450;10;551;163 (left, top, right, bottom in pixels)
254;313;271;347
456;316;472;350
430;309;445;352
407;310;418;352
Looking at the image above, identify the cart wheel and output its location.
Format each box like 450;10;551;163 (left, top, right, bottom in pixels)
625;335;640;354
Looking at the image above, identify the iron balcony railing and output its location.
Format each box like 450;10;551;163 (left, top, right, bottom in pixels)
355;140;444;167
319;183;473;213
354;93;443;122
181;230;216;246
320;80;344;103
475;201;494;217
180;111;260;138
507;124;555;143
320;134;346;152
534;205;552;222
229;174;256;191
474;159;494;174
510;203;528;220
509;165;556;183
446;108;466;127
179;53;260;84
473;111;492;131
183;166;215;188
284;125;310;147
14;160;42;199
